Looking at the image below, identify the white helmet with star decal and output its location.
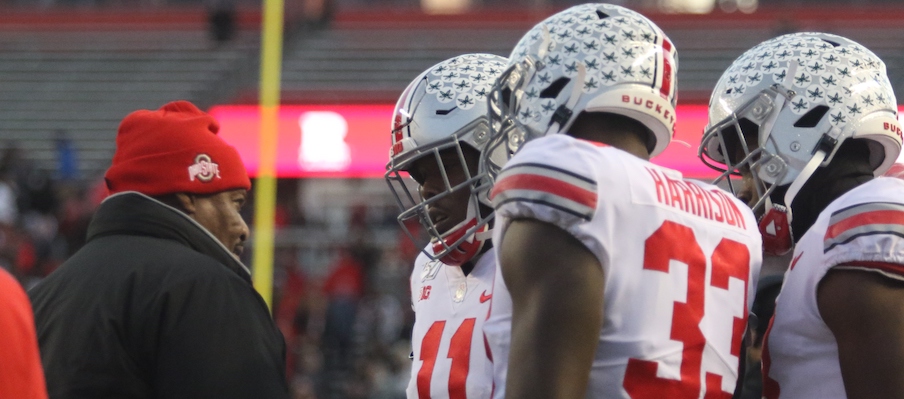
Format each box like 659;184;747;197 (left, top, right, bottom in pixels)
699;32;902;255
385;53;508;266
480;3;678;180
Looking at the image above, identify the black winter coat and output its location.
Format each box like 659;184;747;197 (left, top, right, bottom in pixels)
29;192;289;399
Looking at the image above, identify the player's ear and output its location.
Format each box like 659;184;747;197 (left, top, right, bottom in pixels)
173;192;198;215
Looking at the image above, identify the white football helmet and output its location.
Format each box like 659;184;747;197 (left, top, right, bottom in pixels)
385;53;509;266
700;32;902;254
480;3;678;180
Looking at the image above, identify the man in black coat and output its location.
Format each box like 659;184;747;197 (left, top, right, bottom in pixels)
29;100;289;398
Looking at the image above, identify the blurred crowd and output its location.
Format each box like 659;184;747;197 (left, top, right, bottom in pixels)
0;142;100;291
273;206;417;399
268;202;418;399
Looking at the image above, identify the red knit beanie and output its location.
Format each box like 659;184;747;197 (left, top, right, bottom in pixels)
104;100;251;196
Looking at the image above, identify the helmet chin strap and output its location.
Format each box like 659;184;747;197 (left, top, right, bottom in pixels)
434;199;492;266
783;148;827;214
779;124;840;215
759;148;827;256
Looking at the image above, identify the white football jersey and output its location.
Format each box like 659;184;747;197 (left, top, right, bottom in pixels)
483;134;762;399
762;177;904;399
407;246;495;399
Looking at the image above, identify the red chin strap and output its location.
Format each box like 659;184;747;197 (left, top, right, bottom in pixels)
759;203;793;256
432;218;487;266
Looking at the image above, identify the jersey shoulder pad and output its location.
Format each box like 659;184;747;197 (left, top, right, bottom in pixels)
823;181;904;279
490;135;612;221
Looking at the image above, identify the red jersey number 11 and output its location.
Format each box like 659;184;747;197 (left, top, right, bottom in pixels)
417;318;477;399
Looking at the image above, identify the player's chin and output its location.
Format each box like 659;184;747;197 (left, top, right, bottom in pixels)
436;217;468;238
428;214;449;232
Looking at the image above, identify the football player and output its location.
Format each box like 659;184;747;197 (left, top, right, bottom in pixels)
477;4;763;398
385;53;508;399
699;32;904;398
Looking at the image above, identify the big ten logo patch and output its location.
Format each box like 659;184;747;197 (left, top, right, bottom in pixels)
419;285;432;301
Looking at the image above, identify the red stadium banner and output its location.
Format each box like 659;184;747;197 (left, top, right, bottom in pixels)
209;104;904;179
210;104;393;178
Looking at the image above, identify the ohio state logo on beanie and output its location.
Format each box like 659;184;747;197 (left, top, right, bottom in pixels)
188;154;221;182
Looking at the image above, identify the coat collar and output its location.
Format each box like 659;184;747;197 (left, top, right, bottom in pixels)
87;191;251;281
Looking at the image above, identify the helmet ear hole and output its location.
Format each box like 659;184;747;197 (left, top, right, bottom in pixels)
793;105;830;128
500;86;513;107
540;77;570;99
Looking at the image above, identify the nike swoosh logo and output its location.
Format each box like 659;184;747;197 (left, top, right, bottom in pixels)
790;251;804;271
480;291;492;303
